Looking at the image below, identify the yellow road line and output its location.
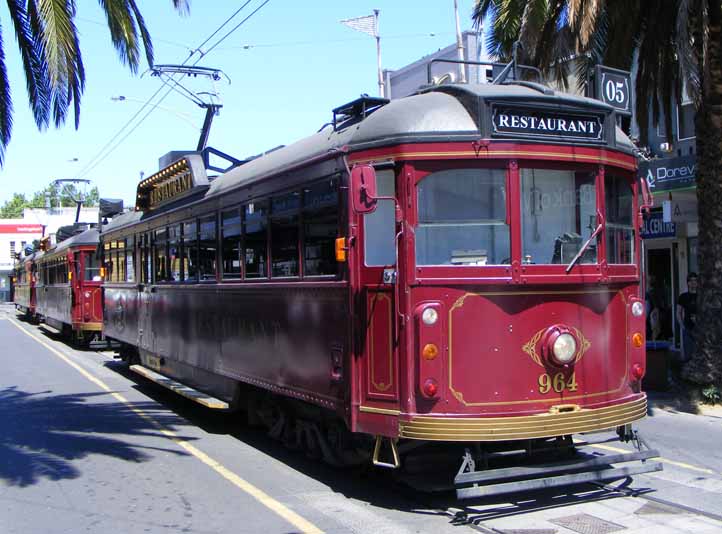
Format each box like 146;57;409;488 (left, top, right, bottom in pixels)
574;438;717;475
8;318;324;534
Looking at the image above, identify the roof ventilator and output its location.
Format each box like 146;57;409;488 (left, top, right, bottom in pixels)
332;95;390;131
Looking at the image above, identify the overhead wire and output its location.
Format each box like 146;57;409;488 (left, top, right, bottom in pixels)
74;0;263;181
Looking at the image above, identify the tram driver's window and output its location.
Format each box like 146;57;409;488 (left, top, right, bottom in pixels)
416;168;509;266
520;168;596;265
364;168;396;266
605;175;635;264
84;252;102;281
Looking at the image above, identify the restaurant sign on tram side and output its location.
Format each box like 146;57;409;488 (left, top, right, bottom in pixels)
135;154;210;212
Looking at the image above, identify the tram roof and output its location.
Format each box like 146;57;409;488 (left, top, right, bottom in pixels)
207;82;635;199
43;227;99;257
100;209;144;234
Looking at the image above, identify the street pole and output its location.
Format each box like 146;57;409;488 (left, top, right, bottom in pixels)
375;10;385;98
454;0;467;83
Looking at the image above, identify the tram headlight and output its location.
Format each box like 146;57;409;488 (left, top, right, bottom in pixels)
421;307;438;325
631;301;644;317
552;333;577;365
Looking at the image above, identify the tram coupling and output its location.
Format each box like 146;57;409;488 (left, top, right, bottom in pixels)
453;428;662;500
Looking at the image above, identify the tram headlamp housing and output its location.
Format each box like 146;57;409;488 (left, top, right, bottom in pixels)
631;301;644;317
552;333;577;365
421;307;438;325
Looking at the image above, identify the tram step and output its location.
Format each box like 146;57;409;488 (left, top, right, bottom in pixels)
129;364;230;410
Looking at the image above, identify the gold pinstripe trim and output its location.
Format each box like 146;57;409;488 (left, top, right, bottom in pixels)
368;292;393;392
448;289;629;406
350;150;636;170
399;396;647;441
359;406;401;416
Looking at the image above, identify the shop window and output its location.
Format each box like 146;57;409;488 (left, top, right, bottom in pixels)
244;201;268;278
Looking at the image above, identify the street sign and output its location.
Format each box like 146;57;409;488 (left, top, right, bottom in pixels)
594;66;632;116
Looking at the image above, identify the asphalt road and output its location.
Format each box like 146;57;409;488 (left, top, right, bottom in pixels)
2;302;722;534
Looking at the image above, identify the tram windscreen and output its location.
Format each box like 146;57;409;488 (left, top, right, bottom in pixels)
605;175;635;263
84;252;102;281
520;168;597;265
415;168;509;266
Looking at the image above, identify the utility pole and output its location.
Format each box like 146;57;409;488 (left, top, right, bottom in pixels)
454;0;467;83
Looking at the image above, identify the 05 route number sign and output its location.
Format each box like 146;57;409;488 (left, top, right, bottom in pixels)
594;66;631;116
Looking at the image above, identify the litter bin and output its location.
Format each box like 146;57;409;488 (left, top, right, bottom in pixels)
643;341;671;391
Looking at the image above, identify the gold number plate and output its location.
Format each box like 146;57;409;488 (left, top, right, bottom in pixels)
538;372;578;394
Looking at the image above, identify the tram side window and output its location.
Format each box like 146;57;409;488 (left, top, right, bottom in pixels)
222;209;242;279
140;233;152;284
182;221;198;282
520;168;597;265
111;241;120;282
605;175;635;264
416;168;509;266
85;252;102;281
168;225;182;281
364;169;396;266
303;180;338;276
198;216;217;281
154;228;170;282
244;201;268;278
117;240;127;281
126;236;135;282
271;193;300;277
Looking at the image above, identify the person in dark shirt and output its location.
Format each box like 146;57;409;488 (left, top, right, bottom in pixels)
676;272;698;362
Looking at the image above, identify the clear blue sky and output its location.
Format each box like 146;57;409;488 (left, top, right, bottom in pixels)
0;0;482;207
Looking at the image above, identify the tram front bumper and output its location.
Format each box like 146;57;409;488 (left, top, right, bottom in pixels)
399;396;647;442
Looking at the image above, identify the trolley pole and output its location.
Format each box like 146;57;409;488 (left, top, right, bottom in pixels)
454;0;467;83
374;10;385;98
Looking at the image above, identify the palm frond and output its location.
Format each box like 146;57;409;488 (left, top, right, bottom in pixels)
0;21;14;164
128;0;154;67
35;0;85;127
5;0;51;129
99;0;145;71
171;0;189;15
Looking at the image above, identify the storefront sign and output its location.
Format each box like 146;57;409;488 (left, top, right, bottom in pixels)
640;155;696;193
491;106;604;142
0;224;43;234
641;212;677;239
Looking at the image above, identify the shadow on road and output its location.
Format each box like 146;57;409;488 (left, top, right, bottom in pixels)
0;386;194;487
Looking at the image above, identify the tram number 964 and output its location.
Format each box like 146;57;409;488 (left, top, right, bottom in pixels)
538;372;578;394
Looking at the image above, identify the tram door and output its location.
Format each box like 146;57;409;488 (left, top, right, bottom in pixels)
358;168;401;413
138;234;154;352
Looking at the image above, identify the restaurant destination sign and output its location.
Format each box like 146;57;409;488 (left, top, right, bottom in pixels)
491;106;605;143
136;155;209;211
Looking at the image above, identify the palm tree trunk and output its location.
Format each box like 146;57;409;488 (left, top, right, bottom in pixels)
683;0;722;385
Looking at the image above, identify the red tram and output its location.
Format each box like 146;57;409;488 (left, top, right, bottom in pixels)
34;228;104;344
101;79;660;497
13;252;38;319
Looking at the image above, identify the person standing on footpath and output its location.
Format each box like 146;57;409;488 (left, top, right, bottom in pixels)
677;273;698;362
